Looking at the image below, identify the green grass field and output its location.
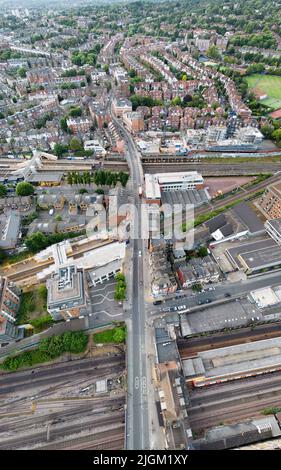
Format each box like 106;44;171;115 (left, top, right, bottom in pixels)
246;74;281;110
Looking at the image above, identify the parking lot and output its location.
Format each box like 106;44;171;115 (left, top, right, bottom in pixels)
182;297;264;335
88;279;124;324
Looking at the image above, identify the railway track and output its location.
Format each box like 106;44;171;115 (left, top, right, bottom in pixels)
178;323;281;358
0;413;124;450
37;427;125;450
0;398;125;433
188;372;281;431
188;394;281;432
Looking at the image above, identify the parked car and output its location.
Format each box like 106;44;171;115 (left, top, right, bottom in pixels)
177;305;187;311
224;293;231;298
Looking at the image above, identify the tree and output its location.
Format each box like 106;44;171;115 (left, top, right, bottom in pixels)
103;64;109;74
0;248;7;264
197;246;208;258
171;96;181;106
115;272;125;282
54;143;68;157
69;106;82;118
112;327;126;343
55;214;62;222
272;129;281;144
17;67;27;78
25;232;48;252
16;182;34;196
37;284;47;302
0;183;7;197
60;117;68;133
206;45;220;60
69;137;83;152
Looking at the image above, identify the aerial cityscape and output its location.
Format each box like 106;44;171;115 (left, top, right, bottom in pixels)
1;0;281;453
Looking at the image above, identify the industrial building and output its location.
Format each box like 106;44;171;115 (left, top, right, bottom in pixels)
265;218;281;245
145;171;206;206
225;238;281;274
183;337;281;386
192;417;281;450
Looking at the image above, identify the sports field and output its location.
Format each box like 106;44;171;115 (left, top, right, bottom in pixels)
246;74;281;110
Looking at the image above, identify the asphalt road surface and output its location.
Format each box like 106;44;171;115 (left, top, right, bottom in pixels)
111;113;151;450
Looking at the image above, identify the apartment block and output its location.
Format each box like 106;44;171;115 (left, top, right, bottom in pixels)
47;265;89;321
259;182;281;219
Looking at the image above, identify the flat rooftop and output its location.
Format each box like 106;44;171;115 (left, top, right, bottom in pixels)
250;287;280;309
226;237;276;269
266;218;281;234
238;244;281;270
161;189;209;207
232;202;265;234
47;265;85;311
183;336;281;381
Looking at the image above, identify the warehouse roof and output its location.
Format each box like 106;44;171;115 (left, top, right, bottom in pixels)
205;213;226;233
184;336;281;381
238;244;281;270
232;202;264;234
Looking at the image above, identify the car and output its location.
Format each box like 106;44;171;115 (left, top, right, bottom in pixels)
205;299;212;303
153;300;163;305
177;305;187;311
171;306;178;311
162;307;170;312
198;300;202;305
224;293;231;298
138;250;142;257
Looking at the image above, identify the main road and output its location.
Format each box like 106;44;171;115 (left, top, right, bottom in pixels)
111;114;151;449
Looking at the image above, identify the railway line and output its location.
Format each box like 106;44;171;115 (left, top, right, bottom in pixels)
37;427;125;450
178;323;281;358
0;412;124;450
189;394;281;432
188;371;281;432
143;162;281;176
0;355;125;394
0;398;125;434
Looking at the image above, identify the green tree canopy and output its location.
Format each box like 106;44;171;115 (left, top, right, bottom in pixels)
0;183;7;197
16;182;34;196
